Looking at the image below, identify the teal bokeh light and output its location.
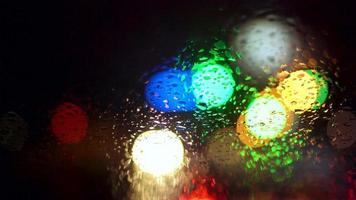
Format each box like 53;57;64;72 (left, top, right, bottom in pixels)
191;63;235;109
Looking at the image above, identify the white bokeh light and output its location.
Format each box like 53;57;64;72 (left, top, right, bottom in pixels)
132;129;185;177
245;95;287;139
233;16;301;80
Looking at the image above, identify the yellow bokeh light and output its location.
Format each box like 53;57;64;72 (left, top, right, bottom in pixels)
277;70;327;112
132;129;185;177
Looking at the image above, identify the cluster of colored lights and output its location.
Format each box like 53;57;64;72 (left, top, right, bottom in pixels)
137;37;330;182
132;38;328;194
145;59;236;112
107;13;352;200
35;35;333;199
0;9;353;200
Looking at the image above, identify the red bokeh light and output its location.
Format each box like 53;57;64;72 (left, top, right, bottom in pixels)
179;176;227;200
50;102;88;144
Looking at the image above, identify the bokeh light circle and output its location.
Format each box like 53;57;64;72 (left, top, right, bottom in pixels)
237;113;269;148
277;69;329;112
50;102;88;144
245;95;287;139
245;96;287;139
205;128;243;177
179;176;226;200
132;129;185;176
327;109;356;149
191;63;235;109
145;69;195;112
237;92;294;147
232;16;300;80
0;112;28;151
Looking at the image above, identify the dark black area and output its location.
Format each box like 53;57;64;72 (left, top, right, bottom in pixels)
0;0;355;199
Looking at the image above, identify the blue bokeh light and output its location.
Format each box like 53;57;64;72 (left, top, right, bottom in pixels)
145;69;196;112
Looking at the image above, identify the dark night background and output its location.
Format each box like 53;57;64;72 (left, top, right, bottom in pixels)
0;0;355;199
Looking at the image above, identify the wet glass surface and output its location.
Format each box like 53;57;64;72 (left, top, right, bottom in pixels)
0;0;355;199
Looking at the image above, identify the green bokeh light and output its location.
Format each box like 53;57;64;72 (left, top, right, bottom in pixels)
236;131;306;183
177;39;254;141
245;95;288;139
304;69;329;108
191;62;236;109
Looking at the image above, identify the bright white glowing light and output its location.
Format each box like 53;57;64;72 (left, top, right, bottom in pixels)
245;95;288;139
132;129;184;176
233;16;300;80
